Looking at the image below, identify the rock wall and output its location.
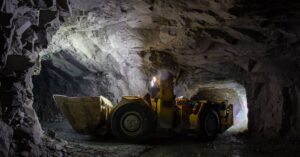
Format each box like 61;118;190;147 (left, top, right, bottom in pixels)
0;0;71;156
32;0;300;139
0;0;300;156
232;0;300;138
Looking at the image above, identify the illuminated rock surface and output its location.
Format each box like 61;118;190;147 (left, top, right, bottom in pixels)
0;0;299;156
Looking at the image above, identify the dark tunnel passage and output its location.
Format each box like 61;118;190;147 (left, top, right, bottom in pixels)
1;0;300;156
191;84;248;133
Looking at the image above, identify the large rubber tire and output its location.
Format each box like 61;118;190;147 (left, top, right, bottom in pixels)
198;109;220;141
110;103;156;143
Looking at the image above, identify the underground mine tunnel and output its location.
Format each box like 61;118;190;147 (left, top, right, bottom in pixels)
1;0;300;156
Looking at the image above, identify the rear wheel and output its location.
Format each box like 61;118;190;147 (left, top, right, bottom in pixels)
198;109;220;141
111;103;156;143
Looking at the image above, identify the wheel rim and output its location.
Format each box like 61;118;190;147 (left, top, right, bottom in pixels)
120;111;143;136
204;113;218;136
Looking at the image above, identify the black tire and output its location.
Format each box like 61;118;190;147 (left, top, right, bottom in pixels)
110;103;156;143
198;109;220;141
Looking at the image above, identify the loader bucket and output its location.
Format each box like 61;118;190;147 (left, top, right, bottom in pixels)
53;95;113;134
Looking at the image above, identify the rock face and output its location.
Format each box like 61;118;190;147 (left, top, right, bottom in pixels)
0;120;13;157
0;0;71;156
232;0;300;138
33;0;300;138
0;0;299;156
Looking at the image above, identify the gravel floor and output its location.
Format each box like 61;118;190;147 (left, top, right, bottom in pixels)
41;121;300;157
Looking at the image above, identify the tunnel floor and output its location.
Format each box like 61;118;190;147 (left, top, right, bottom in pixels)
41;121;300;157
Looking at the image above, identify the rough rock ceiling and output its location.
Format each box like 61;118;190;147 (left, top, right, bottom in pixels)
35;0;300;138
0;0;300;156
33;0;250;122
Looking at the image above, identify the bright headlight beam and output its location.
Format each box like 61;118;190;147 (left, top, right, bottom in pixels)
150;77;157;87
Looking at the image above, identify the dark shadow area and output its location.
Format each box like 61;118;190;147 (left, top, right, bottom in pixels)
42;120;300;157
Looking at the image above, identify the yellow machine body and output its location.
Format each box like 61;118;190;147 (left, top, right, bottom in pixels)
53;74;233;139
53;95;113;135
116;76;233;134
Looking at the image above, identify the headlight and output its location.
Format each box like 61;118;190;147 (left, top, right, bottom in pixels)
150;77;157;87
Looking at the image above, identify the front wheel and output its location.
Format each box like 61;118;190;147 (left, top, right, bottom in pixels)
197;109;220;141
110;103;156;143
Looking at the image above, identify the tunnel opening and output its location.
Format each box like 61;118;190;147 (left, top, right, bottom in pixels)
190;82;248;134
30;0;252;141
1;0;300;156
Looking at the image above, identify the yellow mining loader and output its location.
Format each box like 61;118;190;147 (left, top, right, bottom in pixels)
53;74;233;142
